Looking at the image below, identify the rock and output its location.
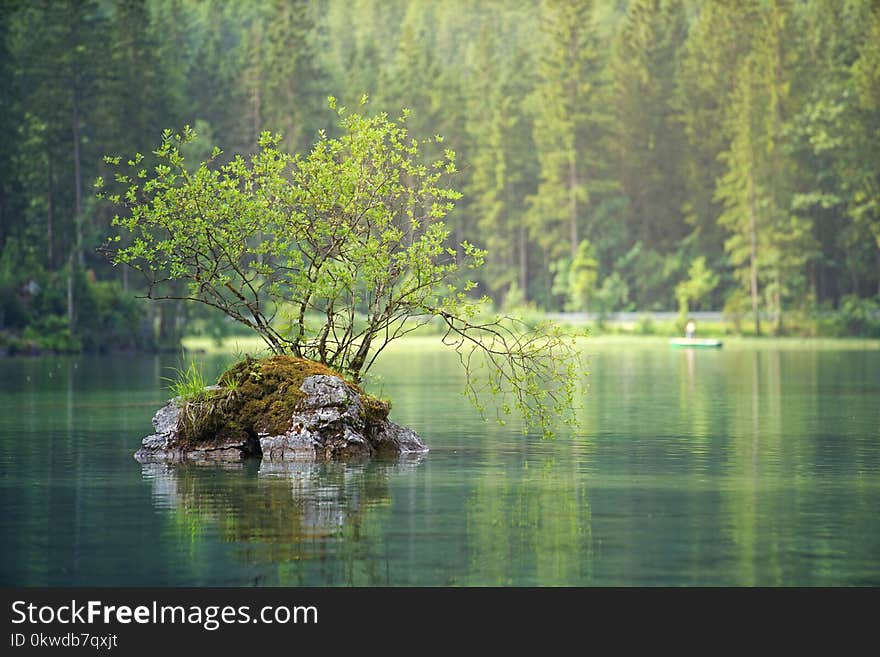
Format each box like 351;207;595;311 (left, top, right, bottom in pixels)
371;420;430;454
135;402;257;463
152;401;180;434
259;431;319;461
134;356;428;463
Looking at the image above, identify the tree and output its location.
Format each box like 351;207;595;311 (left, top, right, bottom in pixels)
716;0;818;335
611;0;689;253
675;256;719;319
101;0;169;292
846;3;880;295
674;0;760;277
10;0;107;323
464;6;537;306
527;0;610;302
531;1;607;258
100;99;582;435
0;0;23;257
551;239;599;313
237;0;325;155
715;56;766;336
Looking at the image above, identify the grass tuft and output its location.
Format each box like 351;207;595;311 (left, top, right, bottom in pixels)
162;361;209;402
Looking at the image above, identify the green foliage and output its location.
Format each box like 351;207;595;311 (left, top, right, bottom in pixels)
675;256;720;318
723;288;751;335
442;315;582;438
21;316;81;353
0;244;147;353
615;243;680;311
101;100;468;376
593;272;630;317
527;0;610;262
0;248;32;331
163;360;210;402
834;295;880;337
611;0;689;253
74;275;151;352
635;315;656;335
101;100;583;436
567;240;600;312
551;239;601;313
2;0;880;356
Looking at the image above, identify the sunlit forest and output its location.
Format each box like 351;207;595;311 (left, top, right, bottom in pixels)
1;0;879;353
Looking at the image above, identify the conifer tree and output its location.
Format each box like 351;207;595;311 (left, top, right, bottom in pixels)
464;7;537;305
674;0;760;274
527;0;608;267
611;0;688;252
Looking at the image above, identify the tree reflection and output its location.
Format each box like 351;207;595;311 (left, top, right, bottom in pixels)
140;456;425;584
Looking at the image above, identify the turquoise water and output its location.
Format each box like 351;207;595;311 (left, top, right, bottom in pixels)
1;340;878;586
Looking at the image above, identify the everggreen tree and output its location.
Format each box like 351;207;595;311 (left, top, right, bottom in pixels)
2;0;879;348
715;56;767;336
716;0;817;335
238;0;325;154
100;0;168;291
10;0;108;325
148;0;194;120
380;1;441;140
0;0;22;258
674;0;760;276
464;6;537;306
611;0;688;253
527;0;610;280
318;0;407;107
846;4;880;295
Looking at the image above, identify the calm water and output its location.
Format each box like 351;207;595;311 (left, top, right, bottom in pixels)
1;339;878;586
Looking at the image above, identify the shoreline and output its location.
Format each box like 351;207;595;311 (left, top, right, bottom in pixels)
179;333;880;355
3;332;879;360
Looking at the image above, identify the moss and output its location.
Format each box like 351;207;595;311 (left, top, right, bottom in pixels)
362;395;391;425
176;354;386;448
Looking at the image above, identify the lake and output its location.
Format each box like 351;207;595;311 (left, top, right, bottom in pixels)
1;338;878;586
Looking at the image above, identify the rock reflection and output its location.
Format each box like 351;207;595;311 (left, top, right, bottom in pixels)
140;455;426;565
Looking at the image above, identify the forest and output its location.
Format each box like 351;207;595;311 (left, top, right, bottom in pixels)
1;0;879;353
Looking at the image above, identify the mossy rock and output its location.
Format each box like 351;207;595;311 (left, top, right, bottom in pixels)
176;354;388;448
134;353;426;463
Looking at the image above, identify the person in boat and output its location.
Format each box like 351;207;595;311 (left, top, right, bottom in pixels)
685;319;696;339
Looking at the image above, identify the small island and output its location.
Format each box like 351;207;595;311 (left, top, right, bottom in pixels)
100;100;581;454
135;354;426;463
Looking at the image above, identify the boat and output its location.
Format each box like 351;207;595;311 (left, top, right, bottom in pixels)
669;338;723;349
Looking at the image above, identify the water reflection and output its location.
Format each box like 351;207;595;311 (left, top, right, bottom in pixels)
2;346;879;586
141;456;426;571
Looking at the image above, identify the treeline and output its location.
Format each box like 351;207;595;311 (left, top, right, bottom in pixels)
1;0;879;352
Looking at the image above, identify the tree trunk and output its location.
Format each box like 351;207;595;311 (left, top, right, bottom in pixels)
774;268;783;335
518;219;528;300
567;30;579;259
748;175;761;336
348;331;373;382
72;84;84;268
158;301;181;352
543;245;551;304
47;153;54;269
568;152;578;259
66;254;75;327
251;62;262;150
